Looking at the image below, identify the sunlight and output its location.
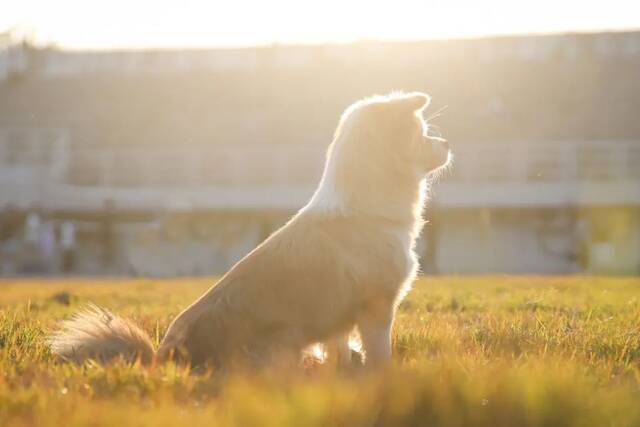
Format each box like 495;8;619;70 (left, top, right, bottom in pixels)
2;0;638;49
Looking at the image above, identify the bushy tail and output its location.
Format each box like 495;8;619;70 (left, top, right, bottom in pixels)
49;304;156;364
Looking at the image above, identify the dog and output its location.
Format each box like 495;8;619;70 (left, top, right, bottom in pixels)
49;91;451;369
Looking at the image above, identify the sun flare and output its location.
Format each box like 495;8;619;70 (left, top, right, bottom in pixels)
1;0;638;49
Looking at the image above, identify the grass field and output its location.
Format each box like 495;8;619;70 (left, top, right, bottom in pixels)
1;276;639;427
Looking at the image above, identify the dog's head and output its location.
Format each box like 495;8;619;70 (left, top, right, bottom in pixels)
307;91;451;215
335;91;451;180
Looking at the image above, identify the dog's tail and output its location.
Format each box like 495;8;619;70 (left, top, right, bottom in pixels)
48;304;156;364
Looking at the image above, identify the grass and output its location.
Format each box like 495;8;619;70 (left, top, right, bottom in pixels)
1;276;639;426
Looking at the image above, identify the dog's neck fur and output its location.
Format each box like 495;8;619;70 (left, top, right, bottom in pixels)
303;169;427;232
302;140;427;241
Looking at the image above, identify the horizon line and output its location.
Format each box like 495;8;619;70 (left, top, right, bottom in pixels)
3;26;640;53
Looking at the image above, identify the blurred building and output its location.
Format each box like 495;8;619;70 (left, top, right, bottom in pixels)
1;31;639;275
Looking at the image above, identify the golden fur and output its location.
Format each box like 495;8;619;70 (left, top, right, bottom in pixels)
50;91;451;369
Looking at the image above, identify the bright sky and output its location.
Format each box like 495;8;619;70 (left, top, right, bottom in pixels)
2;0;639;50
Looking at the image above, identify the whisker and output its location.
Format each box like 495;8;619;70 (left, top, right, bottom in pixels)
427;124;444;138
426;104;449;122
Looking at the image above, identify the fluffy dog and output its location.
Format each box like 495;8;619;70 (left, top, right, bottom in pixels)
49;91;451;369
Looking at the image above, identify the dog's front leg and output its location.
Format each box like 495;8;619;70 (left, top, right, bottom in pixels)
326;330;353;367
358;302;394;367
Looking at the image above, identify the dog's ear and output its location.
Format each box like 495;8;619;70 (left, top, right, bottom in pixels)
402;92;431;112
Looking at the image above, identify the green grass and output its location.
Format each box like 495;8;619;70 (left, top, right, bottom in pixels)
1;276;639;427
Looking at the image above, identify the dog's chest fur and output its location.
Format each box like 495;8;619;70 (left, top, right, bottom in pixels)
291;213;420;307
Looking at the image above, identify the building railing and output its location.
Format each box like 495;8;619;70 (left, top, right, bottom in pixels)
1;133;639;210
